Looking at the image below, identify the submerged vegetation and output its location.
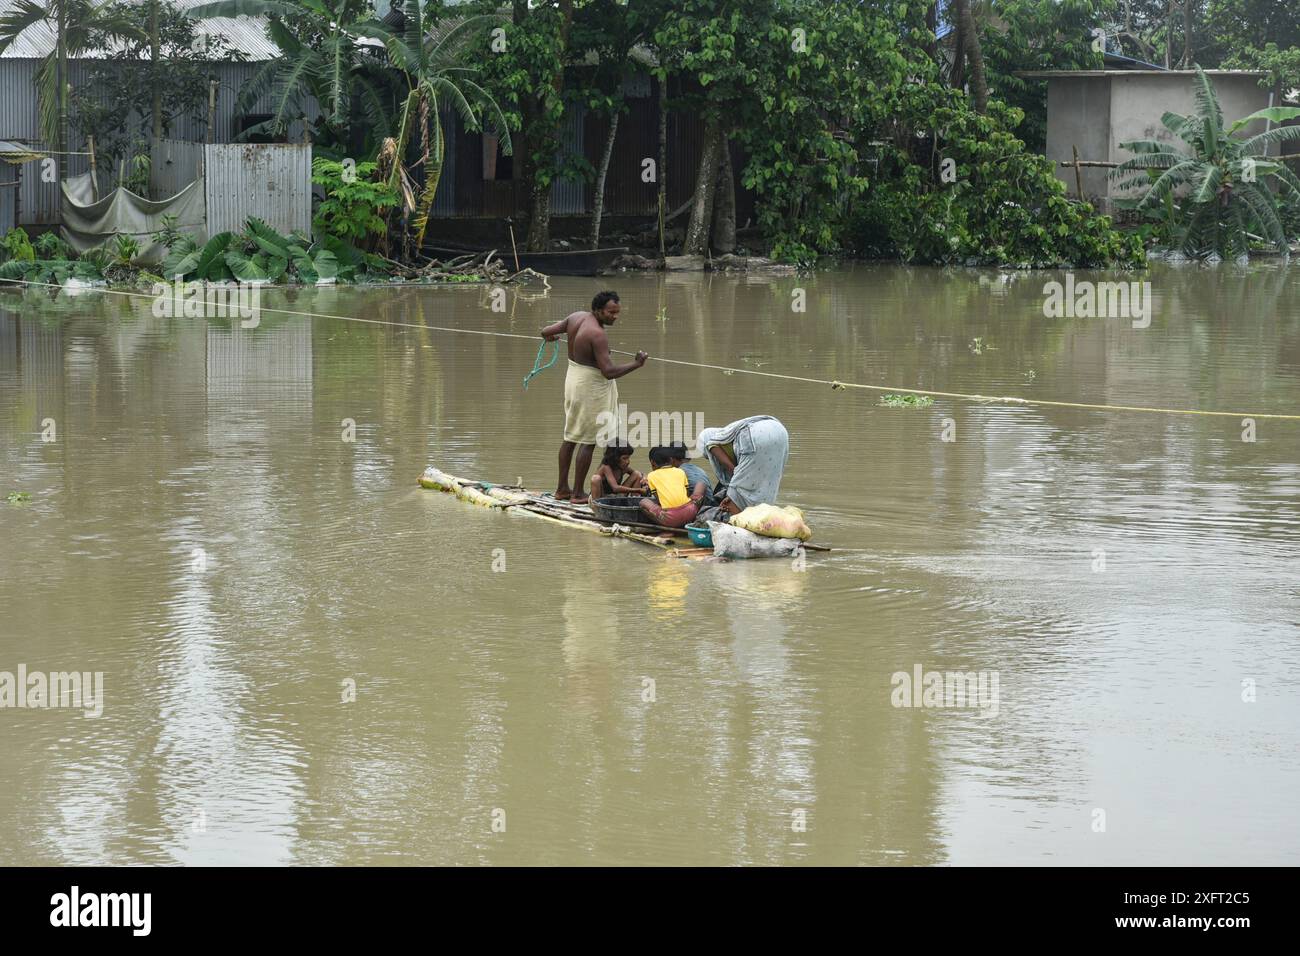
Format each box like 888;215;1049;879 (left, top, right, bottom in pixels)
0;215;501;290
879;394;936;408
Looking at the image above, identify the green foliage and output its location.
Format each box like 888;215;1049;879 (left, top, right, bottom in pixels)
981;0;1110;152
311;158;398;246
6;491;31;504
0;0;146;150
0;257;101;285
121;152;150;196
113;234;141;266
186;0;386;149
151;215;186;251
70;1;235;170
852;89;1143;268
1224;41;1300;100
643;0;1135;267
879;394;935;408
1111;67;1300;258
80;247;114;277
1206;0;1300;55
33;231;73;260
158;217;371;284
1;228;37;263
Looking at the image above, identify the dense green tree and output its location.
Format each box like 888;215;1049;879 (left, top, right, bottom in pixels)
187;0;391;149
70;1;236;177
367;2;512;252
0;0;144;155
981;0;1110;152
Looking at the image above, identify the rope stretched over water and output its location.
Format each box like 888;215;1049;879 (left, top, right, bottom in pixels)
3;278;1298;421
522;338;560;390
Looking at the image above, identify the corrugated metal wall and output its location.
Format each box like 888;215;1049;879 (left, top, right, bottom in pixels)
151;139;207;199
0;164;17;233
430;103;458;218
203;143;312;235
549;104;586;214
146;139;310;237
0;57;320;225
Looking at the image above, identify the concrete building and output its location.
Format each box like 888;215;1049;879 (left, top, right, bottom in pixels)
1023;69;1278;213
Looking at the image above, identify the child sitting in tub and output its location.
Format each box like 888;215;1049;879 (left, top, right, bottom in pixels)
590;443;647;500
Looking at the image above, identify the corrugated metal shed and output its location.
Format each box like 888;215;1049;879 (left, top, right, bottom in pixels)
203;142;311;235
0;0;281;60
0;55;319;224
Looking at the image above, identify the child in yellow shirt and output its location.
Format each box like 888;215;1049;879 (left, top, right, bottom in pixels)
639;446;706;528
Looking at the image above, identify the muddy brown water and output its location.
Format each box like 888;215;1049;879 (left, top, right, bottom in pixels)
1;262;1297;865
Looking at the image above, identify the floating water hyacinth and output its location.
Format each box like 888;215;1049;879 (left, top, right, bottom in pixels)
878;394;934;408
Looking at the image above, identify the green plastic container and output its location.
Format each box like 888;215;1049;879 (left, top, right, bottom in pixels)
685;523;713;548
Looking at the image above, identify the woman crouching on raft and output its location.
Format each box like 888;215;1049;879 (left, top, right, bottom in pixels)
697;415;790;515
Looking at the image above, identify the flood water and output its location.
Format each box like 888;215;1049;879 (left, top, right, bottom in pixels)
1;262;1297;866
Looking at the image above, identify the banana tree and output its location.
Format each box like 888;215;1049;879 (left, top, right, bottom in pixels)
187;0;392;147
1112;67;1300;257
0;0;144;154
362;2;512;253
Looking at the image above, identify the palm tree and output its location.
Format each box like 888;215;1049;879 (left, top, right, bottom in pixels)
1112;67;1300;258
186;0;390;146
0;0;144;154
364;2;512;252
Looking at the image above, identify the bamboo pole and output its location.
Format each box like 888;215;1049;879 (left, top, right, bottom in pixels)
1072;145;1085;200
87;134;98;202
207;80;218;144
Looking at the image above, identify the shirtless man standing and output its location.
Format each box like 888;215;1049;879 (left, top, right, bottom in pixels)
539;291;647;503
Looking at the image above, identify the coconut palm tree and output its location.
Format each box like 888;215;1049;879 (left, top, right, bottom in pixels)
0;0;144;154
1112;67;1300;257
363;1;512;252
186;0;391;147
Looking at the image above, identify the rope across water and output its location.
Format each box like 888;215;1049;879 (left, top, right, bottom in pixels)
3;278;1297;421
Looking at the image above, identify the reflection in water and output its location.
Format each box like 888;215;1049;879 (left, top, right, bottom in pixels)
1;261;1298;865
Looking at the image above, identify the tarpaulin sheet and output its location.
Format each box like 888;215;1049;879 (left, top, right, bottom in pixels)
60;173;207;265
